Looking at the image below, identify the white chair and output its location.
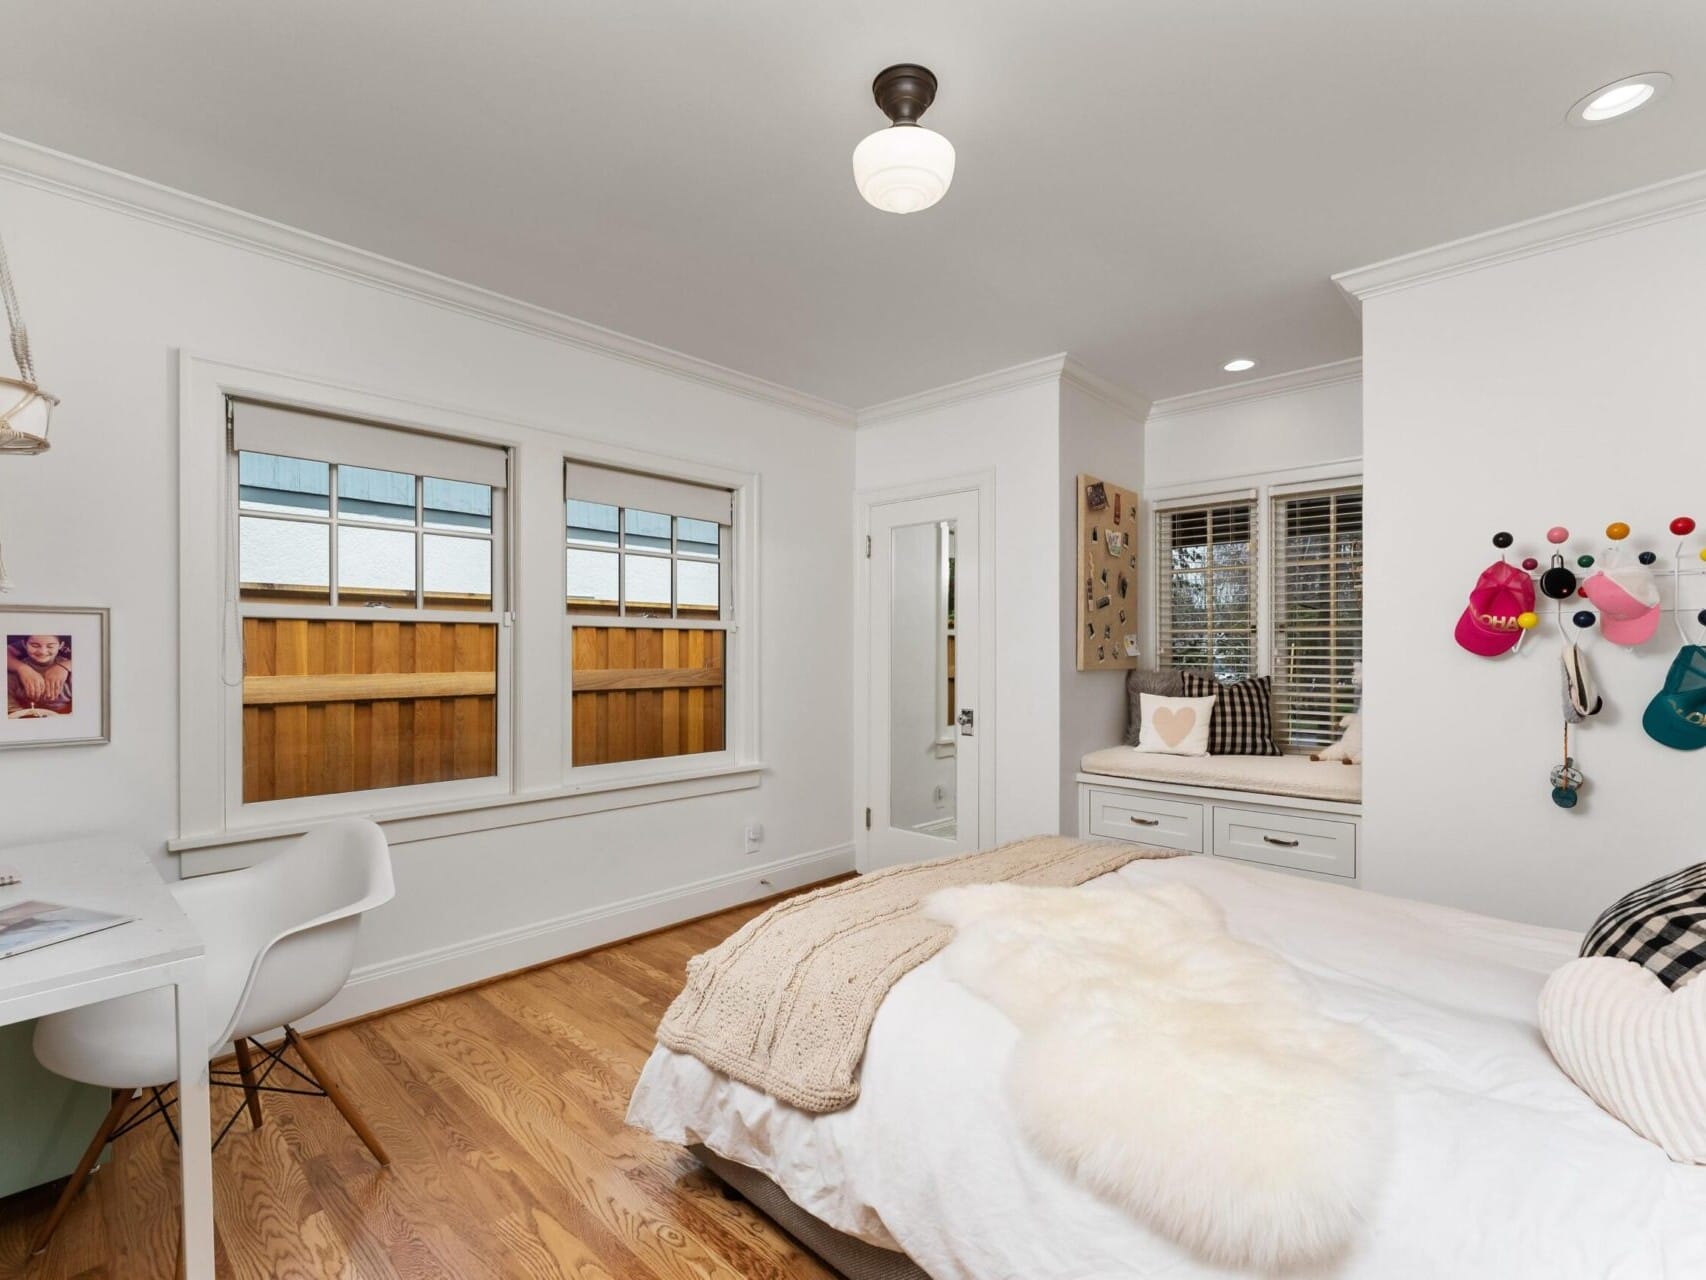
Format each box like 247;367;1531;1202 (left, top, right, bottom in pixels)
28;818;396;1255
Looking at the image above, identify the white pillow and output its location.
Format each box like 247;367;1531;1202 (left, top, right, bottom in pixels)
1133;693;1215;757
1540;957;1706;1163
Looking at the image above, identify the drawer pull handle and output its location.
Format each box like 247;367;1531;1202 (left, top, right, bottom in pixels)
1128;816;1160;827
1262;835;1301;848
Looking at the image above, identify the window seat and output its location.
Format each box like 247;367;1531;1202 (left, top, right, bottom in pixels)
1079;747;1361;805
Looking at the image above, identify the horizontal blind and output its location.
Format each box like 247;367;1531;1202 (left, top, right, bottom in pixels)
1272;486;1363;750
1155;498;1257;678
565;460;733;526
231;400;507;488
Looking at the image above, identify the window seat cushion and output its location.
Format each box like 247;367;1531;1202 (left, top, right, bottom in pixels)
1080;746;1361;804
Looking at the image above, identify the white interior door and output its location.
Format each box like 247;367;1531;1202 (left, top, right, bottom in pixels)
867;490;980;870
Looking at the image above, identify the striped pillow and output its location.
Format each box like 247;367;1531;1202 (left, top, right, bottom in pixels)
1180;673;1282;756
1581;862;1706;989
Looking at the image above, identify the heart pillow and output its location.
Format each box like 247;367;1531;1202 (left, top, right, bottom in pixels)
1133;692;1214;757
1539;957;1706;1163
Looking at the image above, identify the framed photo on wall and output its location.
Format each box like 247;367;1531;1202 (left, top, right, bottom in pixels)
1;605;110;750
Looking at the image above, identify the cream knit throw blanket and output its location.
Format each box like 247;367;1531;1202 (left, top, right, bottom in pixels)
655;836;1180;1113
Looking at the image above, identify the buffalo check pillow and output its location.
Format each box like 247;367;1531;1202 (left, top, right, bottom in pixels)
1179;672;1282;756
1580;862;1706;989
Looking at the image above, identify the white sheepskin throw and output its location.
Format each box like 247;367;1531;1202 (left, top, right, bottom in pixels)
924;881;1392;1271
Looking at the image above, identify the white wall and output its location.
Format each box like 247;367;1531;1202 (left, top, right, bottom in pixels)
1361;205;1706;929
855;365;1149;842
1058;379;1147;829
1145;370;1362;490
856;377;1064;842
0;170;855;1020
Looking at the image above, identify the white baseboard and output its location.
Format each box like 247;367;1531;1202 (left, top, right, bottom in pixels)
304;842;855;1029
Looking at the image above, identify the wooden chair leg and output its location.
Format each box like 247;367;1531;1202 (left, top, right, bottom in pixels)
29;1089;137;1256
284;1025;389;1166
233;1039;265;1129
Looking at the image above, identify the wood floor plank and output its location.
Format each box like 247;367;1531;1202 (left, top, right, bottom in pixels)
0;880;853;1280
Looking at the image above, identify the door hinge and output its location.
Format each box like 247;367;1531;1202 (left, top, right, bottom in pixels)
865;535;871;558
865;807;872;830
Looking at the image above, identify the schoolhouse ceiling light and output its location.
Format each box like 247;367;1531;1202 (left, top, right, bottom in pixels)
853;64;956;215
0;226;57;456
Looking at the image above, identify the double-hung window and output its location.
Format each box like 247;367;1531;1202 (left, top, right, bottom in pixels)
1154;496;1257;679
1272;486;1363;750
565;461;733;766
231;400;509;808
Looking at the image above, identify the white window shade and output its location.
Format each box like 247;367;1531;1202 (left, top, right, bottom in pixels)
1155;498;1257;679
1272;486;1363;750
231;400;507;489
565;460;732;526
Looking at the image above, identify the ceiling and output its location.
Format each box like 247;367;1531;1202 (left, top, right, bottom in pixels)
2;1;1702;408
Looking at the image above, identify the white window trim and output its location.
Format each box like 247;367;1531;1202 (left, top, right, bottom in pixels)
175;352;764;858
1143;458;1362;742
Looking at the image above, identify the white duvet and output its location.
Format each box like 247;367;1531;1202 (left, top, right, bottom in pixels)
627;857;1706;1279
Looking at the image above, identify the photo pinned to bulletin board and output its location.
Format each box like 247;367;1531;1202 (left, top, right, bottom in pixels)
1077;473;1141;671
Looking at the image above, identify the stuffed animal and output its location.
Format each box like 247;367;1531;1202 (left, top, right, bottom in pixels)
1311;661;1362;766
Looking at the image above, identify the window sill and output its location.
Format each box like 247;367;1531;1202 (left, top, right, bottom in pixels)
170;761;766;872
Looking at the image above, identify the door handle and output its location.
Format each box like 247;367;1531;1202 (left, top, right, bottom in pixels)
957;708;975;737
1128;816;1160;827
1262;835;1300;848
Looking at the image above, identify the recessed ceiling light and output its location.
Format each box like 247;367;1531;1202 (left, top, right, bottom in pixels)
1568;73;1671;125
1222;358;1257;373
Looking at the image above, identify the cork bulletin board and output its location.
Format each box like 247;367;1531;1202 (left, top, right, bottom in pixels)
1077;473;1141;671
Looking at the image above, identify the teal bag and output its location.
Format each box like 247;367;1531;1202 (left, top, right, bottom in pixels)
1643;645;1706;751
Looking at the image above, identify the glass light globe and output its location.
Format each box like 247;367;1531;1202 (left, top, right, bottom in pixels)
852;125;955;214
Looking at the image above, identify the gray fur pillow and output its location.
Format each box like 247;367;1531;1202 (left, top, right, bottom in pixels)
1124;667;1186;746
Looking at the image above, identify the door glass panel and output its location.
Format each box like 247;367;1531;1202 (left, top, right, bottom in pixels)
889;520;957;840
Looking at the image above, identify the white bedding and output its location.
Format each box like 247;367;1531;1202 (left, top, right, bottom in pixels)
628;857;1706;1278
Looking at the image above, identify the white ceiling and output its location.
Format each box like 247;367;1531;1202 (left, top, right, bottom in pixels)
2;1;1702;407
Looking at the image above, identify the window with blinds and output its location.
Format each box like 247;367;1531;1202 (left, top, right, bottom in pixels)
1272;486;1363;750
229;399;508;806
565;461;735;768
1155;499;1257;679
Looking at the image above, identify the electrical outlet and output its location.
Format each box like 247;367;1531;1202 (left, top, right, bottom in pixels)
744;821;764;854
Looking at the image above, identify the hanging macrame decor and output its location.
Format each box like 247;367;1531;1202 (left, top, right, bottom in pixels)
0;223;58;590
0;225;55;456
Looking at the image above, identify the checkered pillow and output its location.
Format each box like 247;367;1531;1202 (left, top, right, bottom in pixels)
1581;862;1706;989
1179;672;1281;756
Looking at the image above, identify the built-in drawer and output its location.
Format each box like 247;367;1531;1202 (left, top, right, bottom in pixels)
1212;806;1356;879
1086;787;1204;853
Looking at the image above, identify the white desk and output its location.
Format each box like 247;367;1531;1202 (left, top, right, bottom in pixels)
0;838;213;1279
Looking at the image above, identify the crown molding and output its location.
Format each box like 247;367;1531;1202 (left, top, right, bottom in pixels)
0;132;856;427
855;354;1070;428
1060;356;1150;422
1146;357;1361;421
1333;168;1706;312
855;353;1149;428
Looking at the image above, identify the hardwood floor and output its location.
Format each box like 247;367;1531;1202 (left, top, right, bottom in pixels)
0;894;843;1280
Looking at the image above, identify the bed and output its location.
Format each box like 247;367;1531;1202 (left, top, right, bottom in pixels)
629;855;1706;1279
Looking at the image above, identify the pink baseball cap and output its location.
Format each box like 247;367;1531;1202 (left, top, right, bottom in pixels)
1583;565;1661;646
1455;560;1535;657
